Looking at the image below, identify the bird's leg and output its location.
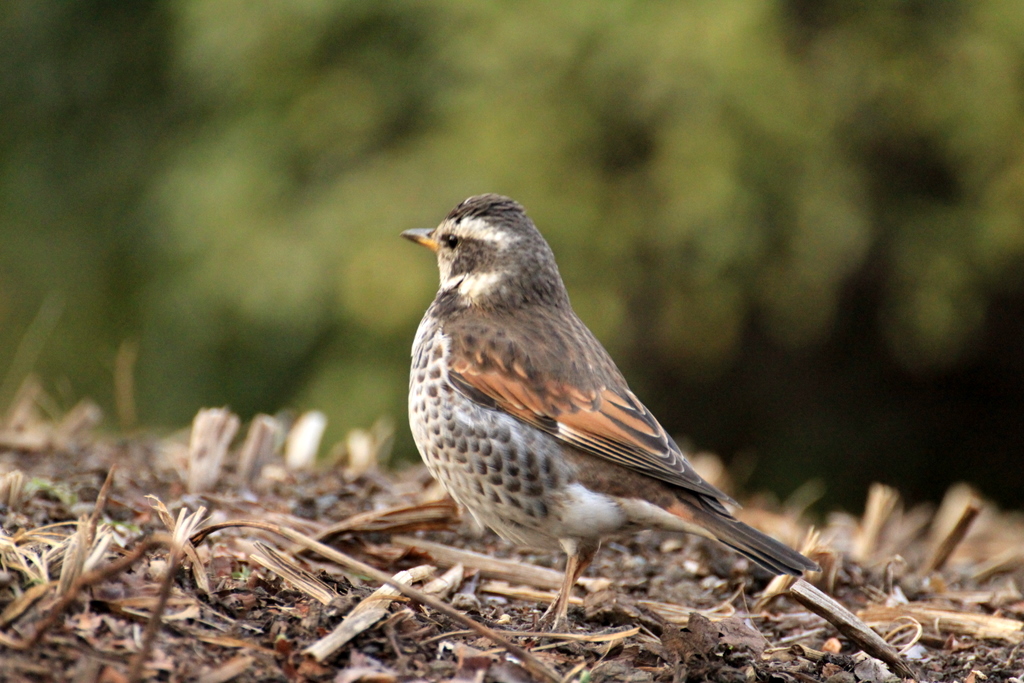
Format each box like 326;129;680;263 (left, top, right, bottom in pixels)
540;541;598;632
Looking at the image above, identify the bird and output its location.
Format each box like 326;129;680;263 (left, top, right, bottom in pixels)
402;194;818;631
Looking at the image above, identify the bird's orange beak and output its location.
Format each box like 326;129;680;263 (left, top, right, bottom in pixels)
401;228;438;252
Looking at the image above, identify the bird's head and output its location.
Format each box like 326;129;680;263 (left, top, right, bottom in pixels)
402;194;569;309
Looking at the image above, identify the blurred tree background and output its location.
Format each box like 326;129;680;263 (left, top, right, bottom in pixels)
2;1;1023;511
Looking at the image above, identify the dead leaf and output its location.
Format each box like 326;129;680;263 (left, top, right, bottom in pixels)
714;616;768;657
821;662;843;677
667;612;720;663
852;657;892;683
69;610;105;635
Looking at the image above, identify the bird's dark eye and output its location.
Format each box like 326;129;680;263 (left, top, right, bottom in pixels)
442;234;460;249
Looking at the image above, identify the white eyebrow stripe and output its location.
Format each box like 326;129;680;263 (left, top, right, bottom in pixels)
453;217;515;247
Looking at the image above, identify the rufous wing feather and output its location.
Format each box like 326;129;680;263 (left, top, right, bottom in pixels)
448;363;736;505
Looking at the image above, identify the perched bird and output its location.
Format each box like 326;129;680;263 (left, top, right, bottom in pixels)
403;194;817;630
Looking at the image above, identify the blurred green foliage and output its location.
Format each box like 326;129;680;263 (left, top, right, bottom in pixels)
2;1;1023;508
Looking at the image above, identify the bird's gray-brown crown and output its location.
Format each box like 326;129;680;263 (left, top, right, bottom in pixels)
402;194;569;310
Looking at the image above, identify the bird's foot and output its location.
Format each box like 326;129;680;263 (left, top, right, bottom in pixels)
538;600;569;633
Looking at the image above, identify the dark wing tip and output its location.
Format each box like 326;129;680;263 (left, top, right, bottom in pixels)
694;497;819;575
607;390;740;506
716;520;820;575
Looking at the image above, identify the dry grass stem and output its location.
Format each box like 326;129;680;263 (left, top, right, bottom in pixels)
128;543;183;682
477;581;736;627
0;582;50;628
755;528;827;610
421;563;464;598
0;427;49;452
186;407;240;493
479;581;580;607
284;410;326;470
237;414;281;487
636;598;737;624
148;497;211;594
859;603;1024;644
192;634;277;655
853;483;901;563
249;542;339;606
87;465;116;537
337;417;395;477
883;616;924;655
56;518;89;596
970;550;1024;583
312;501;458;543
0;469;26;509
921;489;982;575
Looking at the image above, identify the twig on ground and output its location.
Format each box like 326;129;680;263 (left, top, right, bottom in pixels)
393;534;607;592
127;540;181;682
789;579;916;679
87;465;117;541
304;564;435;661
128;507;208;682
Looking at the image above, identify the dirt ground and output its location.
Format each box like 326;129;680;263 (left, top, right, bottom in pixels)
1;394;1023;682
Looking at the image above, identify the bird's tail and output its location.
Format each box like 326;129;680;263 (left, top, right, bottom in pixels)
683;495;819;576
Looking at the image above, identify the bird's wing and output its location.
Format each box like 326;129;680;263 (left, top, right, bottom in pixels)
444;311;737;505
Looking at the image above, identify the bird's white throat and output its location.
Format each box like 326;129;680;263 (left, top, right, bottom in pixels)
442;270;507;302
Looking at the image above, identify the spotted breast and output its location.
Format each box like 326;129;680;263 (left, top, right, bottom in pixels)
409;310;628;550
